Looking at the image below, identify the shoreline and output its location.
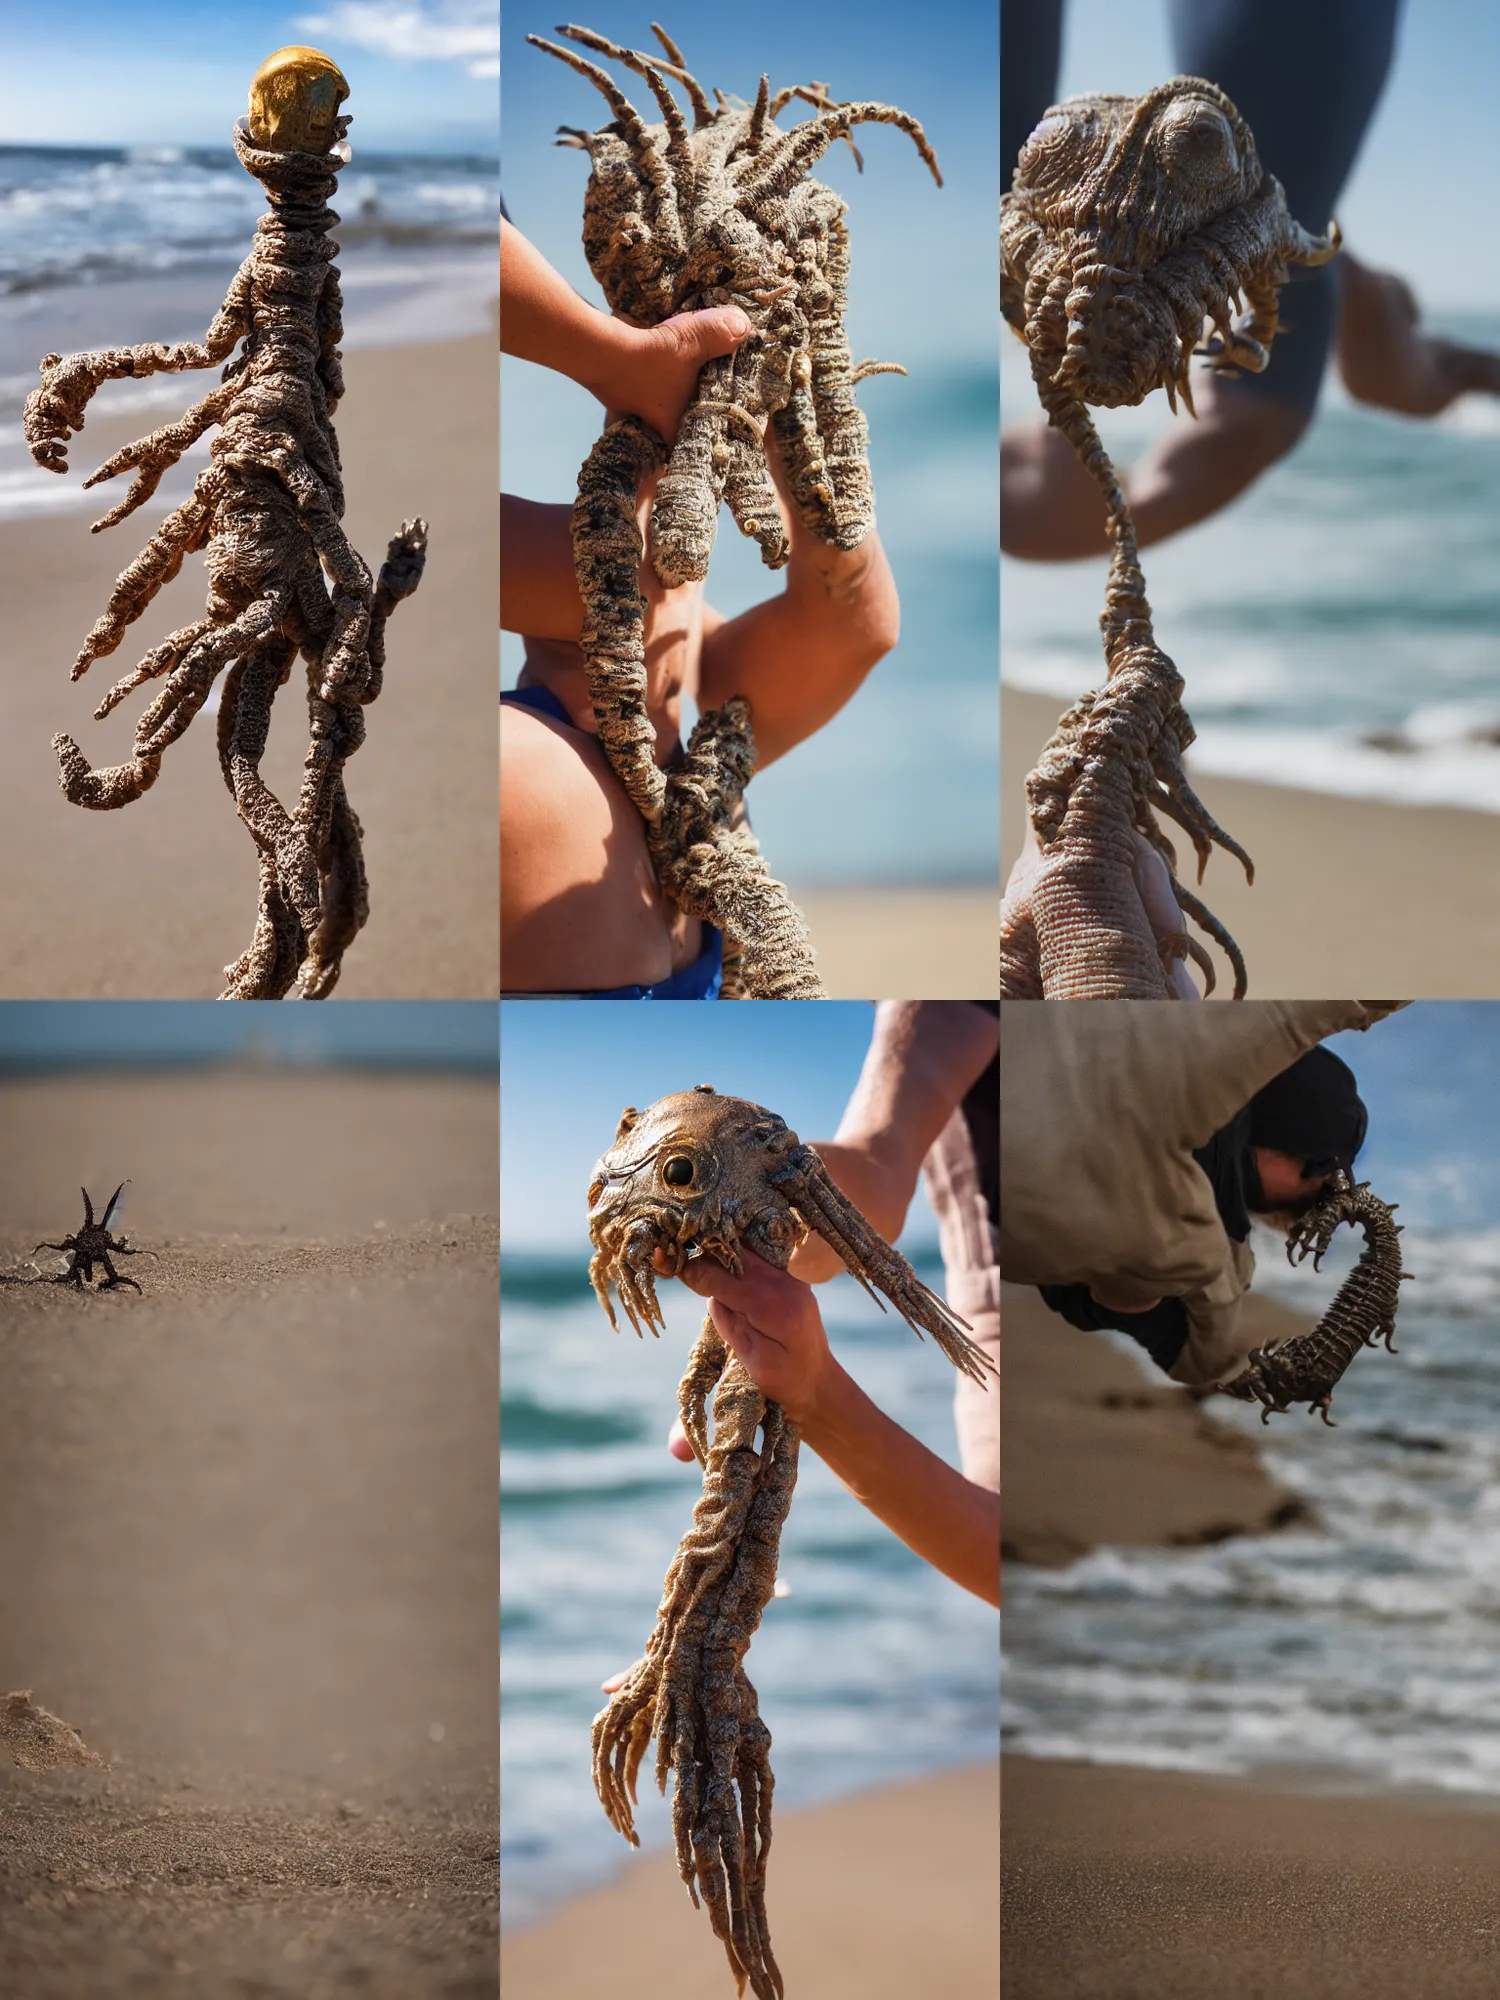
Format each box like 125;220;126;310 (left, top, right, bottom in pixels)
501;1760;999;1999
1005;683;1500;994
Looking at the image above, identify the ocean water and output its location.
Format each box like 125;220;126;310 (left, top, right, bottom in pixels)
0;144;498;525
502;357;999;887
1002;314;1500;813
1005;1219;1500;1799
500;1247;1000;1928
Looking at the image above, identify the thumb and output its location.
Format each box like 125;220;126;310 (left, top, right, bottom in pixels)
656;306;752;362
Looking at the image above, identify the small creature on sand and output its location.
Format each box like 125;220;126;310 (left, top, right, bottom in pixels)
587;1085;992;1998
24;47;427;999
33;1182;149;1292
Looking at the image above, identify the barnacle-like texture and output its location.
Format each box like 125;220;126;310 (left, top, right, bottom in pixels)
1;1691;102;1772
1217;1170;1407;1425
24;52;427;1000
533;22;943;999
1000;78;1339;999
587;1085;991;1996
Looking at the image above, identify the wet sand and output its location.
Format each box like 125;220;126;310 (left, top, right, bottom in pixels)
1005;685;1500;996
501;1761;999;2000
1003;1755;1500;2000
791;886;998;998
0;338;497;999
0;1071;498;1996
1001;1281;1312;1567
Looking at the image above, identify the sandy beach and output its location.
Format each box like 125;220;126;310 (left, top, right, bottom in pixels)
1005;685;1500;996
790;886;998;998
0;336;497;999
0;1071;498;1996
501;1761;999;1999
1003;1274;1500;1997
1000;1281;1311;1568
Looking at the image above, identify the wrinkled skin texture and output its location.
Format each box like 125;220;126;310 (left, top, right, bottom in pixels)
587;1085;990;1998
1217;1171;1407;1425
25;64;427;1000
31;1182;149;1293
999;78;1339;1000
531;23;942;999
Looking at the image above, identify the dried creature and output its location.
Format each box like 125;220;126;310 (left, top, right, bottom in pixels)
587;1085;992;1997
24;47;428;999
0;1691;103;1772
32;1182;149;1292
1217;1170;1407;1425
531;23;942;999
999;78;1339;999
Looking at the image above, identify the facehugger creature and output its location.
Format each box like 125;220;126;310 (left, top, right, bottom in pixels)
999;78;1339;999
587;1087;992;1997
23;47;428;1000
32;1181;150;1292
529;23;942;999
1217;1170;1407;1425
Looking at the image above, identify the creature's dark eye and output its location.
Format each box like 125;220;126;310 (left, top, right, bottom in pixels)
663;1157;695;1187
1156;99;1237;185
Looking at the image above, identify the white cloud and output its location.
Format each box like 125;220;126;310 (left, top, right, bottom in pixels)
298;1;500;79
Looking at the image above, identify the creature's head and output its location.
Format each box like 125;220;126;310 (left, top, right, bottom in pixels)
1003;77;1336;408
587;1086;806;1335
248;46;351;157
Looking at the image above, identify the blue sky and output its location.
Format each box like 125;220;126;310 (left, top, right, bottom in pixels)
1326;1004;1500;1230
1051;0;1500;311
502;0;997;378
0;1;498;153
499;1000;939;1252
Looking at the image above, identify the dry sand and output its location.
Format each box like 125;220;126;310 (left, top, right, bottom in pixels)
1002;1274;1500;1997
1003;1756;1500;2000
1005;684;1500;996
0;338;497;999
501;1761;999;2000
1001;1281;1312;1567
0;1071;498;1997
791;885;998;998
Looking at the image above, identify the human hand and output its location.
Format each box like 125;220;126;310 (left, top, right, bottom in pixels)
671;1248;841;1429
589;308;753;442
1002;825;1199;999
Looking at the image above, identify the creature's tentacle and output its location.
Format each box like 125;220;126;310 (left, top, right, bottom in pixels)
647;22;713;127
649;358;733;586
733;102;943;207
527;36;683;256
23;263;253;475
804;212;877;549
678;1316;730;1465
574;417;669;823
553;25;695;234
721;405;789;569
66;481;217;680
772;1144;992;1381
1217;1174;1405;1423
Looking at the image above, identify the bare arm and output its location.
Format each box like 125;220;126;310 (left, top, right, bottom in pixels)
695;443;900;769
500;495;582;640
501;218;750;440
790;1002;999;1283
679;1253;999;1607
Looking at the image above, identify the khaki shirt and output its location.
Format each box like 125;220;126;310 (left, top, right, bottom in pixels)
1000;1002;1404;1384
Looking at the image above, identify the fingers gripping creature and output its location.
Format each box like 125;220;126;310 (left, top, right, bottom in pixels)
587;1085;992;1998
531;24;943;999
24;48;428;1000
32;1182;150;1293
1217;1170;1408;1425
1000;78;1339;999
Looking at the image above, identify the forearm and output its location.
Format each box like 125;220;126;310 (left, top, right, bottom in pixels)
799;1362;1000;1606
696;533;899;767
500;218;632;398
500;495;583;639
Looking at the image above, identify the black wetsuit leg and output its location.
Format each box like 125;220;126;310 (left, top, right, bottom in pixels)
1168;0;1402;415
1002;0;1065;194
